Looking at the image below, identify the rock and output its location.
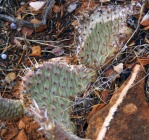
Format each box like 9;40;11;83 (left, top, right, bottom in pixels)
87;64;149;140
15;130;28;140
18;120;26;129
0;128;7;136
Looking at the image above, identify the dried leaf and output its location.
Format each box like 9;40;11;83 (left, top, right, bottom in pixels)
128;40;135;47
30;18;47;32
71;20;80;26
145;35;149;43
50;55;78;64
29;1;46;11
51;47;64;56
143;25;149;30
5;72;16;83
52;5;60;13
113;63;124;74
87;104;106;121
104;68;115;77
137;58;149;66
16;14;22;20
30;46;41;57
30;18;40;24
101;90;110;103
140;12;149;26
60;4;64;17
22;27;34;36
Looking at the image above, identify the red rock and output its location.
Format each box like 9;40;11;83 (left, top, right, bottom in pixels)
15;130;28;140
87;65;149;140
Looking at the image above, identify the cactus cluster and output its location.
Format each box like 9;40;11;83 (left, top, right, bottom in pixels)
78;5;132;69
0;3;133;140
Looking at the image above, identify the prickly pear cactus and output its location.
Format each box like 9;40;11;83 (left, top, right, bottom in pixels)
78;5;132;69
0;97;24;120
23;61;97;139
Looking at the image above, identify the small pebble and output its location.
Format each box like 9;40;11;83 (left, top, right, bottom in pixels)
10;23;17;30
20;1;25;6
1;54;7;59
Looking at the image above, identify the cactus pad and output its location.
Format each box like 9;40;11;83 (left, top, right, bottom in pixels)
78;5;132;68
23;61;97;138
0;98;24;120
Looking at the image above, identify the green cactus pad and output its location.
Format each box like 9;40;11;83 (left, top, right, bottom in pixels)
0;98;24;120
23;61;97;138
78;5;132;69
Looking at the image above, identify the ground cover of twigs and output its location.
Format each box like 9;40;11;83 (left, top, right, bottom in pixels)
0;0;149;140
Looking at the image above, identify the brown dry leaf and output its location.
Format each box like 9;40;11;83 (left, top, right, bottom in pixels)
30;18;40;24
35;25;47;32
60;4;64;17
140;12;149;26
145;35;149;43
104;68;117;78
71;20;80;26
128;40;135;47
22;26;34;36
87;104;106;121
30;46;41;57
52;5;61;13
30;18;47;32
82;1;88;7
101;90;111;103
51;47;64;56
5;21;10;28
137;58;149;66
143;25;149;30
50;56;71;64
5;72;16;83
16;14;22;20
